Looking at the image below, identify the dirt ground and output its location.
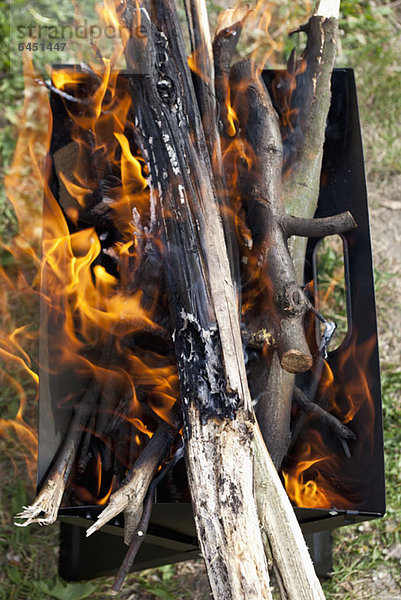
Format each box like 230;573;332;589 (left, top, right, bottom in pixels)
369;175;401;365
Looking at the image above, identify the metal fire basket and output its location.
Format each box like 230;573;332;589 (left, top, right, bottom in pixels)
37;68;385;580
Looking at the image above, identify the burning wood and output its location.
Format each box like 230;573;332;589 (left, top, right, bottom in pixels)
6;0;367;597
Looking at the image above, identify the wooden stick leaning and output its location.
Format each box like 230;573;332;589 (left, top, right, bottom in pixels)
186;0;242;295
111;442;185;594
14;336;115;526
280;0;341;281
15;400;92;526
254;424;326;600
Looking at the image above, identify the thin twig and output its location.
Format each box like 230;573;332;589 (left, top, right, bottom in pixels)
111;442;185;594
35;78;89;104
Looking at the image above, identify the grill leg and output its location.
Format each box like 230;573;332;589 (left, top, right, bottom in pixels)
304;531;333;579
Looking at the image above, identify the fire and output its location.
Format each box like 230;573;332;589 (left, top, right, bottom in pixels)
1;4;178;506
220;0;312;68
283;451;332;509
225;99;239;137
2;0;374;521
72;451;116;505
282;336;377;510
37;60;179;495
0;53;49;484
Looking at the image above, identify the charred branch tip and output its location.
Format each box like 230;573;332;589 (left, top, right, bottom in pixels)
293;386;357;455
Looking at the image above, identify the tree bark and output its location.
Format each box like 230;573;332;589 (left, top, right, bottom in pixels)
122;1;272;596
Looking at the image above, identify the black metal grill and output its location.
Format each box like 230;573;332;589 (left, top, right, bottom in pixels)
37;68;385;581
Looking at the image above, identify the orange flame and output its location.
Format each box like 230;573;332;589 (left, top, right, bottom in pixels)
283;335;377;509
1;4;179;505
0;53;48;483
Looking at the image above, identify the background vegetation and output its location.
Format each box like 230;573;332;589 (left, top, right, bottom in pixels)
1;0;400;598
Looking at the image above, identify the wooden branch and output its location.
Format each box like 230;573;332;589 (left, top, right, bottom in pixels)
187;410;273;599
85;421;176;540
14;331;113;526
111;442;185;593
293;386;356;457
185;0;241;296
279;1;340;281
230;59;312;374
184;0;216;159
284;211;356;238
253;424;326;600
252;352;293;469
15;402;90;526
228;59;311;468
111;485;154;595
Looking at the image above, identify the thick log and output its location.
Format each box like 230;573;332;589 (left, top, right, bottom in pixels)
230;59;313;374
229;59;310;467
121;1;272;597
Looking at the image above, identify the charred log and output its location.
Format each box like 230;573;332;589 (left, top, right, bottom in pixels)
121;1;273;597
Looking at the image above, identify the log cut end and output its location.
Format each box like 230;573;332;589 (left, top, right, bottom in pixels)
280;349;313;373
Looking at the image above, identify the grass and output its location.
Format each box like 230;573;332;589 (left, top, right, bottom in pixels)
1;1;401;599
